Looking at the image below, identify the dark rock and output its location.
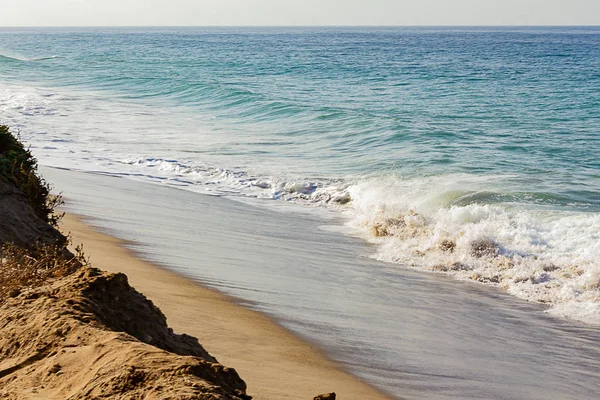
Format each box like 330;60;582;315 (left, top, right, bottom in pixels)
49;364;61;374
314;393;336;400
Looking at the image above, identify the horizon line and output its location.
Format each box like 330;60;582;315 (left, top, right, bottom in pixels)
1;24;599;28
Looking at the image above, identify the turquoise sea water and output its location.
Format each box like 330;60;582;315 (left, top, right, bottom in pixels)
1;27;599;324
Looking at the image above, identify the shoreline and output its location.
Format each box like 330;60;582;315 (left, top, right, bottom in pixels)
60;213;393;400
43;166;600;400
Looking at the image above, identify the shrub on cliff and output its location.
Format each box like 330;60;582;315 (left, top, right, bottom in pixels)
0;125;78;297
0;125;62;226
0;241;86;303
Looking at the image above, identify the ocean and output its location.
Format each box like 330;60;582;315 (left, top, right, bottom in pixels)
1;26;600;398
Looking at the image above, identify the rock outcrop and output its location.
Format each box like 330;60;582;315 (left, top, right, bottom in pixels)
314;393;336;400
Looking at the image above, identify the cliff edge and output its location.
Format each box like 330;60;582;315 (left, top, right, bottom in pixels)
0;125;250;399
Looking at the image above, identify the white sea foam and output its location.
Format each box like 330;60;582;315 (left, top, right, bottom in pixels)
0;85;59;118
122;156;352;204
345;176;600;325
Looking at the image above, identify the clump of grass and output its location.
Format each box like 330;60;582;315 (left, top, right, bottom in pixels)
0;125;63;226
0;240;87;302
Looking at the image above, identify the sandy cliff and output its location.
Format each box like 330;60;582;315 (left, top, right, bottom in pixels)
0;174;65;248
0;126;250;399
0;267;249;399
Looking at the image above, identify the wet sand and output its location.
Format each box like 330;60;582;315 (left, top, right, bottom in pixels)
61;214;392;400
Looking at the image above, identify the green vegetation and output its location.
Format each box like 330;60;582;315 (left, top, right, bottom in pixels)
0;124;62;226
0;125;85;301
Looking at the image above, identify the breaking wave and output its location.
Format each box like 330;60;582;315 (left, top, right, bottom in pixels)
346;177;600;325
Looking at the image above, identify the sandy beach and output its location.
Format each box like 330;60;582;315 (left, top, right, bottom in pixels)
60;213;392;400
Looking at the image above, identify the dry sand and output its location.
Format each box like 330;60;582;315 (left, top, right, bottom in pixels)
61;214;392;400
0;267;250;400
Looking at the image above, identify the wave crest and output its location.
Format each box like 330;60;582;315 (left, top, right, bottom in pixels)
347;177;600;325
0;53;58;62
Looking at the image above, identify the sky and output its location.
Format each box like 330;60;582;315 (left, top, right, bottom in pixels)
1;0;599;27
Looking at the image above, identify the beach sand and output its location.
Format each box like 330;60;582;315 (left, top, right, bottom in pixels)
60;213;392;400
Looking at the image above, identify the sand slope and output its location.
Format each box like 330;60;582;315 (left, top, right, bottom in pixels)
0;266;250;400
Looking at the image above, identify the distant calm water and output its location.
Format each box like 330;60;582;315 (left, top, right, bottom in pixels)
1;27;599;324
